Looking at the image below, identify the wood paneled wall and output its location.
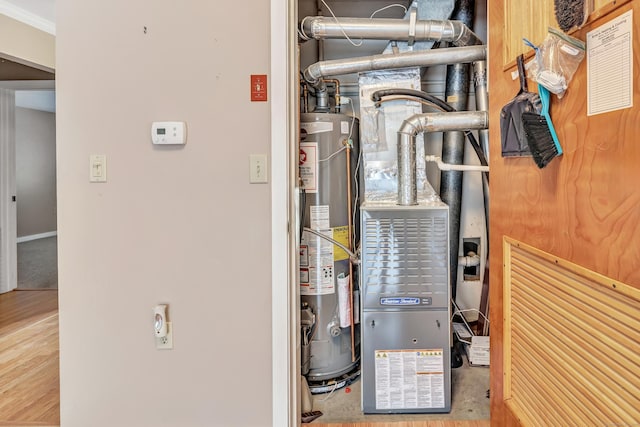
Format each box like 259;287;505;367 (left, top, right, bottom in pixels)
488;0;640;425
502;0;630;67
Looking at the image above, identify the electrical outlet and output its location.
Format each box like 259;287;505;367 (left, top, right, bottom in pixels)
155;322;173;349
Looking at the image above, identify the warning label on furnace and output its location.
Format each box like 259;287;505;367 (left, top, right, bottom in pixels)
374;349;445;410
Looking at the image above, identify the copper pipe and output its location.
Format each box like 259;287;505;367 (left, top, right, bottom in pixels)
345;140;355;362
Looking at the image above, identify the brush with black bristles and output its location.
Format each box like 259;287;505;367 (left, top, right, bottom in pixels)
522;84;563;168
554;0;593;32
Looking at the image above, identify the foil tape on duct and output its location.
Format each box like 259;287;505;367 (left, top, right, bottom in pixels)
358;68;439;204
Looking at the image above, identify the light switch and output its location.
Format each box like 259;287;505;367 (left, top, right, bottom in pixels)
89;155;107;183
250;154;268;184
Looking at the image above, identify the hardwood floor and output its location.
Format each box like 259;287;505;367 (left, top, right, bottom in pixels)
0;290;59;426
0;289;58;336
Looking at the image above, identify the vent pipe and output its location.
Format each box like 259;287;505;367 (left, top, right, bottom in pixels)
473;60;490;240
300;17;482;47
396;111;488;206
303;45;486;88
440;0;476;300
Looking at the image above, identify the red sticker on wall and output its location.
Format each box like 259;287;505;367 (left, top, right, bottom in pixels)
251;74;268;102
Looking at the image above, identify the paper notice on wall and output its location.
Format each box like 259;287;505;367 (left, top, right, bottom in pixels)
310;205;330;230
299;142;318;193
300;229;334;295
587;10;633;116
375;349;445;410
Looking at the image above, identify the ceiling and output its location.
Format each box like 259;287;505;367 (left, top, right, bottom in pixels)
0;0;55;27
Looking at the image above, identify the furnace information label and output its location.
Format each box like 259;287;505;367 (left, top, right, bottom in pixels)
374;349;445;410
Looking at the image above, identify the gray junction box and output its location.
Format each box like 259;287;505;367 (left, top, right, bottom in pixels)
360;202;451;414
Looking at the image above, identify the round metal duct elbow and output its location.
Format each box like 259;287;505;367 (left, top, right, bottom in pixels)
396;111;489;206
303;65;322;87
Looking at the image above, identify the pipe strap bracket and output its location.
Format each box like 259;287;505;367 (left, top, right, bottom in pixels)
408;7;417;46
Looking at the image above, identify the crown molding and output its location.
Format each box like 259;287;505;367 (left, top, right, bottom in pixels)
0;0;55;35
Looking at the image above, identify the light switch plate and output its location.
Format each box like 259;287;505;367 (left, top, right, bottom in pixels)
249;154;268;184
89;155;107;182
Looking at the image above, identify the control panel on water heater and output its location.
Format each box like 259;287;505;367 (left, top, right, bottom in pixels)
151;121;187;145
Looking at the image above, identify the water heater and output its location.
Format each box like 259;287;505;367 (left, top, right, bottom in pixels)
299;112;360;387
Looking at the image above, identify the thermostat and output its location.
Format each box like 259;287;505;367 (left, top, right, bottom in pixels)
151;121;187;145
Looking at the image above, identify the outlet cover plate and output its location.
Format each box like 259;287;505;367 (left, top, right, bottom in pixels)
155;322;173;349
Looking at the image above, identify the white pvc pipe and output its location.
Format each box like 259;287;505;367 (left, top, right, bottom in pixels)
458;254;481;267
425;155;489;172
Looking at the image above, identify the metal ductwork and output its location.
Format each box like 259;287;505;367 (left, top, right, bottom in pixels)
300;17;482;47
396;111;488;206
303;45;486;88
473;60;489;159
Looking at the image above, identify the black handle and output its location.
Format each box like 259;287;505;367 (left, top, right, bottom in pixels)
517;54;528;94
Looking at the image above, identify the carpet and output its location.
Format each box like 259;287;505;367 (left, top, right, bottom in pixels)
17;237;58;289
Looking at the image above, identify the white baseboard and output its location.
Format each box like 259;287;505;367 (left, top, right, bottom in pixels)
17;231;57;243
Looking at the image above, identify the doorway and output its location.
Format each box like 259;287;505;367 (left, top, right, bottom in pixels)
0;56;56;293
272;0;489;425
0;59;59;425
15;88;57;290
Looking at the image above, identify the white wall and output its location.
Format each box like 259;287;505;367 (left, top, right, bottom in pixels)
56;1;273;426
16;107;56;238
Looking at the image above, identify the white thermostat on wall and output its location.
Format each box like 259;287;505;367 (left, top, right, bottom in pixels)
151;121;187;145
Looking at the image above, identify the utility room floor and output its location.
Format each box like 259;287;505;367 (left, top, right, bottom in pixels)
310;354;489;424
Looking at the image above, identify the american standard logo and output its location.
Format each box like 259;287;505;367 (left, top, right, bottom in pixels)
379;297;433;306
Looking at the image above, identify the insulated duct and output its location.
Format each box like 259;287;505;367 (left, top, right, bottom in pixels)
303;45;486;88
396;111;488;206
300;17;482;47
440;0;476;300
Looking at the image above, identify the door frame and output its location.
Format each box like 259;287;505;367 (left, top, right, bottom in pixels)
0;88;17;295
271;0;299;426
